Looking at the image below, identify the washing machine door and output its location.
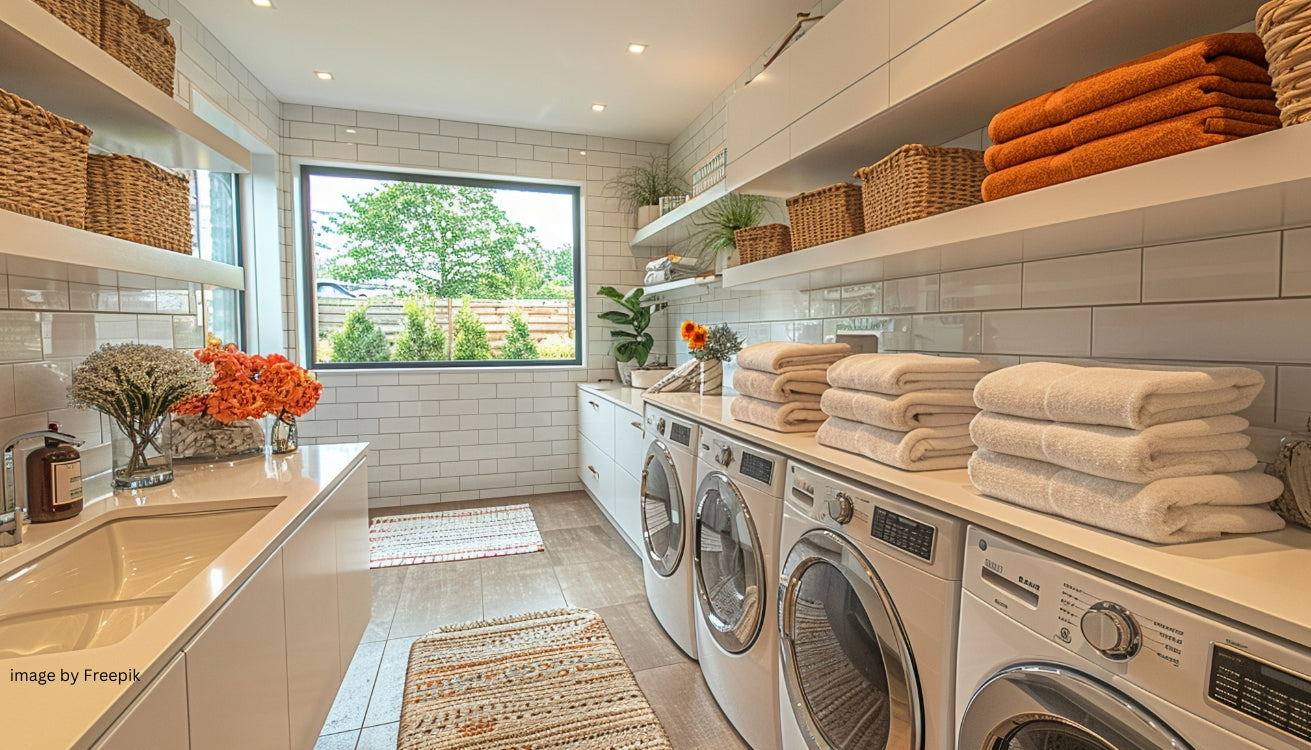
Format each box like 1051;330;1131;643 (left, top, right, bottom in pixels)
641;441;684;577
779;528;919;750
958;664;1192;750
694;470;766;654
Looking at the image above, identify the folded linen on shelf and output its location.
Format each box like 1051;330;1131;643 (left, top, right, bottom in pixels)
732;368;829;404
826;353;1000;395
735;341;851;374
972;361;1265;430
984;75;1278;172
820;388;978;431
816;417;975;471
729;395;827;433
988;32;1272;144
967;449;1285;544
969;412;1258;483
644;254;702;273
643;268;671;285
982;106;1281;201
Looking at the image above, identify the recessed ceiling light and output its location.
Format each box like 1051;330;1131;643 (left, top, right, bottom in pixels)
251;0;273;7
315;71;333;81
627;43;647;54
345;128;356;134
579;151;587;156
591;103;606;112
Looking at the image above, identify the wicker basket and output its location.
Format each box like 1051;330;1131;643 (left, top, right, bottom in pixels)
86;153;192;253
785;183;864;251
1258;0;1311;127
0;89;93;228
100;0;175;96
854;144;988;232
734;224;792;264
33;0;101;44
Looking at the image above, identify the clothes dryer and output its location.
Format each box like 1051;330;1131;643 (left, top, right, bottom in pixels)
640;404;701;658
777;461;966;750
694;428;787;750
957;526;1311;750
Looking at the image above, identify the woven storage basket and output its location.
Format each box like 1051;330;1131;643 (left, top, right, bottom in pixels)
100;0;175;95
86;153;192;253
785;183;864;251
734;224;792;264
33;0;101;44
0;89;93;228
854;144;988;232
1258;0;1311;126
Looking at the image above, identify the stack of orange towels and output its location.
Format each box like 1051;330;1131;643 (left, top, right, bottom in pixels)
982;32;1282;201
729;341;851;432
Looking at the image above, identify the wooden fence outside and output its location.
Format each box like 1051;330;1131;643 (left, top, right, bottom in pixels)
317;297;575;354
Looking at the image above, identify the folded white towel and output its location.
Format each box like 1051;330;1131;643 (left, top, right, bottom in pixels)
970;412;1258;483
973;361;1264;429
735;342;851;374
732;368;829;404
968;449;1285;544
826;353;1000;395
821;388;978;431
816;417;976;471
729;395;826;433
643;268;671;285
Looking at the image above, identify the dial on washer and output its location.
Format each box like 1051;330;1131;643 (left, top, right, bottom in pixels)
1080;601;1141;660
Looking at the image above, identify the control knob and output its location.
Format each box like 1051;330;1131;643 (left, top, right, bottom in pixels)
715;444;733;467
1080;601;1141;660
656;418;666;435
827;491;854;524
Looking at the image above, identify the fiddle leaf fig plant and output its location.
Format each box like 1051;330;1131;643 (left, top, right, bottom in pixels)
597;286;666;366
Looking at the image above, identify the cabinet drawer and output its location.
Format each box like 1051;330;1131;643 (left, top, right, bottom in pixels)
577;389;615;453
578;434;615;514
613;407;647;478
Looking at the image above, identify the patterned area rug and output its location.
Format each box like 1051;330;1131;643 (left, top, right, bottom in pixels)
398;608;672;750
369;504;545;568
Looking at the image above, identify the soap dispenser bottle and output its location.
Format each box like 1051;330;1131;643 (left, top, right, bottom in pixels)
26;423;83;523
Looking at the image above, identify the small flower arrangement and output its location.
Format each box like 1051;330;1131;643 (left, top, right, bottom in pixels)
172;337;323;423
680;319;744;362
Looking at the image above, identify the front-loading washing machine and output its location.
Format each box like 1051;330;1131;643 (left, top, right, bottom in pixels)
640;404;701;659
694;427;788;750
957;525;1311;750
778;461;966;750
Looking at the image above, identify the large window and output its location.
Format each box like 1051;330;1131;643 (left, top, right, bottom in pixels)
189;169;243;346
299;166;582;368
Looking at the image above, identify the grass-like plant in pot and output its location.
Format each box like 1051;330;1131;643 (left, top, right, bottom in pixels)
596;286;665;383
693;193;774;260
607;156;688;227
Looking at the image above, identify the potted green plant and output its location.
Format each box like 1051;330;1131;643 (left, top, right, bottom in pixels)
693;193;775;265
596;286;665;385
607;156;688;229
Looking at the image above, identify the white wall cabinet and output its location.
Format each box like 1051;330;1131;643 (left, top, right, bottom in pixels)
91;655;189;750
577;385;645;554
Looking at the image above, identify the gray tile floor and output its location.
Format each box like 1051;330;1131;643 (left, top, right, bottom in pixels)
314;491;750;750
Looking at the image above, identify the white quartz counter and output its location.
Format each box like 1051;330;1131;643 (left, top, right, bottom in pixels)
578;382;645;414
0;443;369;750
644;391;1311;649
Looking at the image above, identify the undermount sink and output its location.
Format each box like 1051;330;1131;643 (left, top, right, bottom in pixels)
0;505;275;658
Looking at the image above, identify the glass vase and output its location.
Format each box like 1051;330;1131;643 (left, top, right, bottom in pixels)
110;416;174;489
699;359;724;396
270;412;298;454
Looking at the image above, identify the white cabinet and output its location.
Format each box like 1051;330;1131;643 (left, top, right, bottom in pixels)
577;392;616;454
726;54;793;171
612;410;648;546
283;501;344;750
789;0;891;120
333;466;371;677
578;433;615;516
92;655;189;750
576;386;645;553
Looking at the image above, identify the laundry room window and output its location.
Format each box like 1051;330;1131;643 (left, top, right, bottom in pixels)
299;165;582;369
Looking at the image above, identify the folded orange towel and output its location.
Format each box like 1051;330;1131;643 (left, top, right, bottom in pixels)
982;107;1280;201
984;76;1277;172
989;33;1272;144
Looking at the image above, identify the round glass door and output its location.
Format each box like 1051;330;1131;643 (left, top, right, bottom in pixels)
694;471;766;654
641;442;684;577
958;665;1191;750
779;529;919;750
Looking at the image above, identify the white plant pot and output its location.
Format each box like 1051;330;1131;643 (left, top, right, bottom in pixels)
636;205;660;228
630;368;674;389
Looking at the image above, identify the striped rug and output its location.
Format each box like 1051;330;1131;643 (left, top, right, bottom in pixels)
398;608;671;750
369;504;544;568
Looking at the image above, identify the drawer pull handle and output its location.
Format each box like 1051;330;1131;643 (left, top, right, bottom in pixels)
631;421;642;430
588;400;600;409
587;465;598;475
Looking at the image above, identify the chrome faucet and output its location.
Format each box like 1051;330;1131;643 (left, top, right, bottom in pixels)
1;430;85;548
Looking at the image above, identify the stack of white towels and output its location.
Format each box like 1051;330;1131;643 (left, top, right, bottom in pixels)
816;353;1001;471
728;342;851;432
643;254;703;285
968;361;1286;544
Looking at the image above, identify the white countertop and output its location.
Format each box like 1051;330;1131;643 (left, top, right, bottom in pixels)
578;382;645;414
0;443;369;750
643;391;1311;650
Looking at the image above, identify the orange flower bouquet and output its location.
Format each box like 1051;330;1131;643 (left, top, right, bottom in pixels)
171;337;323;458
680;319;743;361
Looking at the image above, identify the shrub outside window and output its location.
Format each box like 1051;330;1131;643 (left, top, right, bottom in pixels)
300;165;582;368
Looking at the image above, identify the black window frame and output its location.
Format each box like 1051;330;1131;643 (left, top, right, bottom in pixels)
299;164;584;370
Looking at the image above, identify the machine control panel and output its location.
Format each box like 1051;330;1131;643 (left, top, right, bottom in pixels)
1209;645;1311;743
871;506;935;562
739;450;773;484
668;422;691;448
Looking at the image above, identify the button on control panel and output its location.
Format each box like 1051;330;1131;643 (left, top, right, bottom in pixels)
871;506;935;561
1210;645;1311;743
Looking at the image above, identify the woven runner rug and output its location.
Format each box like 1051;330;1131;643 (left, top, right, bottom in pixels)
398;608;672;750
369;504;544;568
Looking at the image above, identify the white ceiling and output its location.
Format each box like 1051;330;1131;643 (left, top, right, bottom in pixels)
181;0;818;143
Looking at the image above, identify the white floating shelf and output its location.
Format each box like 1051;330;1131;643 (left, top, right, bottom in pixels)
629;181;727;249
633;274;721;301
0;2;251;173
724;125;1311;291
0;210;246;289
